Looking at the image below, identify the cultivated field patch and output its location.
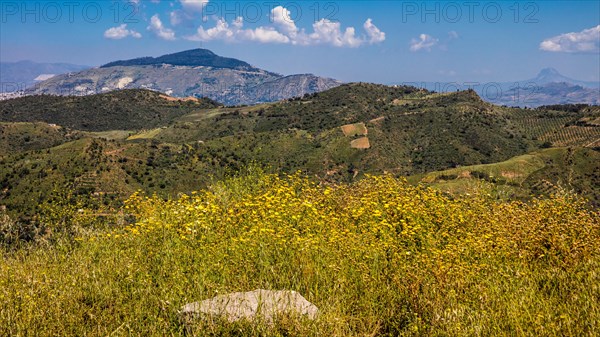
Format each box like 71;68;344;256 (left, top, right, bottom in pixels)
351;136;370;149
341;123;368;137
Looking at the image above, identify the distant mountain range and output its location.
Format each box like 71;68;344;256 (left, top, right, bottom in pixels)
530;67;599;88
7;52;598;107
0;61;89;92
24;49;342;106
394;68;599;107
488;68;599;107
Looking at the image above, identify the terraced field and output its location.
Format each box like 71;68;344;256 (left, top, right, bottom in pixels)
541;125;600;147
509;108;600;147
411;147;600;206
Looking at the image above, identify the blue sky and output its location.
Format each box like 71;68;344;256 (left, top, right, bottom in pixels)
1;0;599;83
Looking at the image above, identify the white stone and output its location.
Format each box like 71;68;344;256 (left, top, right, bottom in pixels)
180;289;318;322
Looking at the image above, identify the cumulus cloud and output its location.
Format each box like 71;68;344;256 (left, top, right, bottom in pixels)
244;26;291;44
192;18;235;41
169;0;210;27
409;34;439;52
540;25;600;53
364;19;385;44
307;19;362;47
270;6;299;37
147;14;176;40
104;24;142;39
185;6;385;47
187;16;290;44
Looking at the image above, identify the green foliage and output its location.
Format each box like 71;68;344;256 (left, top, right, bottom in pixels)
0;89;220;131
0;122;81;153
1;79;598;335
508;107;600;147
1;173;599;336
537;104;600;113
1;83;599;219
155;84;537;175
0;212;42;249
101;48;259;71
413;147;600;206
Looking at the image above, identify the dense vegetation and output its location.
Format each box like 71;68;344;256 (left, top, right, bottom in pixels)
411;147;600;206
101;48;261;71
1;83;599;336
0;84;598;221
156;85;537;174
537;103;599;113
1;172;599;336
0;89;220;131
0;122;82;153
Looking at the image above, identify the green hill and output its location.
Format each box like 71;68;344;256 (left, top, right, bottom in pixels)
150;84;538;175
507;105;600;147
0;138;218;217
0;89;220;131
1;84;598;219
100;48;261;71
410;147;600;206
0;122;81;153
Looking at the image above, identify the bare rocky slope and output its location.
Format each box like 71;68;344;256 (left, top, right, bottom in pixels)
25;49;342;106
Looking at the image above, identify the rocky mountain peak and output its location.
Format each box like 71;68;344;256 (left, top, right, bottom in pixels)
534;67;573;84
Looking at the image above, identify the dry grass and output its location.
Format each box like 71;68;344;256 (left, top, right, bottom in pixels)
159;94;200;102
341;123;368;137
350;137;371;149
1;172;599;336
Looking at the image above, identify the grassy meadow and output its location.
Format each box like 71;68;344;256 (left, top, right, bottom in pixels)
1;170;599;336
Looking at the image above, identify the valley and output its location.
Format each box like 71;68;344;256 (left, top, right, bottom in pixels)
1;83;598;335
1;84;598;221
3;1;600;334
1;49;599;337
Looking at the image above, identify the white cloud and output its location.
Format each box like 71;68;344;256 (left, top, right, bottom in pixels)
270;6;299;37
448;31;459;39
244;26;291;44
540;25;600;53
104;24;142;39
192;18;235;41
147;14;176;40
187;17;290;44
409;34;439;52
309;19;362;47
185;6;385;47
232;16;244;29
180;0;208;12
169;0;208;26
364;18;385;44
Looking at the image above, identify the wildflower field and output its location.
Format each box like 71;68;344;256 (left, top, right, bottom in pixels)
1;171;599;336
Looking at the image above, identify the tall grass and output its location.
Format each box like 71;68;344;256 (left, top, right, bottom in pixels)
1;171;599;336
